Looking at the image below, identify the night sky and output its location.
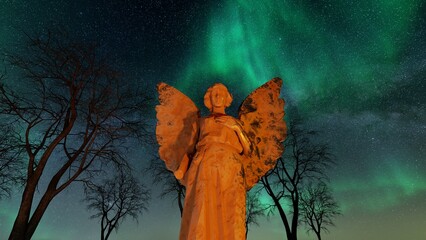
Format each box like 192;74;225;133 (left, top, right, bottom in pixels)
1;0;426;239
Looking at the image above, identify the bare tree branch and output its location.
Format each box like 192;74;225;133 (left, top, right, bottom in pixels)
260;119;337;240
84;171;150;240
145;157;185;215
300;183;341;240
1;29;150;240
245;189;266;239
0;123;25;199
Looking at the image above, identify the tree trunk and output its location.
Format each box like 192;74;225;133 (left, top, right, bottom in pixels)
9;178;57;240
178;188;183;216
174;178;184;216
101;229;105;240
24;190;55;239
105;226;113;240
9;182;37;240
262;177;294;240
315;230;321;240
291;193;299;240
101;216;106;240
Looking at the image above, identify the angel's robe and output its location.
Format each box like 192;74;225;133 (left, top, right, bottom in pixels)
179;114;246;240
156;78;286;240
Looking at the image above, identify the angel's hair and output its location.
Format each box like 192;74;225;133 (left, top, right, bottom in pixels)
204;83;233;112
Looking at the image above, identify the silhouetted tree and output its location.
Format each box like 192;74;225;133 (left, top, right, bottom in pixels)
0;123;25;199
84;171;150;240
245;190;266;239
260;120;334;240
1;30;149;240
300;183;341;240
146;158;185;215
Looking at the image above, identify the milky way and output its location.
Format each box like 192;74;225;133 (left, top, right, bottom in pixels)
0;0;425;239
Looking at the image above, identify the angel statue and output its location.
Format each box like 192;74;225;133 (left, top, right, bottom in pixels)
156;78;287;240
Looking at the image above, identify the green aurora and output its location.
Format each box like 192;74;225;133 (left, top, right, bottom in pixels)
177;0;423;114
174;0;426;224
0;0;425;239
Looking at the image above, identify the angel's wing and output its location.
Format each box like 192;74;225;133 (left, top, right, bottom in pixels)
156;82;199;172
238;78;287;189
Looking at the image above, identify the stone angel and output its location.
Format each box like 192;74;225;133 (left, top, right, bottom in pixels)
155;78;287;240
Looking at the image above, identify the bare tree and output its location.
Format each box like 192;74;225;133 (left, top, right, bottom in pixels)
0;123;25;199
300;183;341;240
146;158;185;215
260;120;334;240
84;171;150;240
1;30;149;240
245;190;266;239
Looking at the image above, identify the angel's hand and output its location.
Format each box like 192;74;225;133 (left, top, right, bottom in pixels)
173;154;190;180
215;116;241;130
216;116;251;155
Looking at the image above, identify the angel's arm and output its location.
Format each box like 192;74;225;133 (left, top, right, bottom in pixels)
232;121;252;155
173;154;190;180
216;116;252;155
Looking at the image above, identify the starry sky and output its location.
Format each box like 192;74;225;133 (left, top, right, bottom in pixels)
1;0;425;239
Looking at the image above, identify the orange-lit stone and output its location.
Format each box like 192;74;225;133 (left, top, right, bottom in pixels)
156;78;286;240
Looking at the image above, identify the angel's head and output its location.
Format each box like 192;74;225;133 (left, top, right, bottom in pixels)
204;83;233;113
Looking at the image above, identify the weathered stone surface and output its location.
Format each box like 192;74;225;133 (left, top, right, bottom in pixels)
156;82;199;172
156;79;286;240
239;78;287;189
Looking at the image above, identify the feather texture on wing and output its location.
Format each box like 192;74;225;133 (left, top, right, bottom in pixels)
238;78;287;189
156;82;199;172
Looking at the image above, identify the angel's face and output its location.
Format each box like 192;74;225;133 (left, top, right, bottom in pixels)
210;87;227;109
